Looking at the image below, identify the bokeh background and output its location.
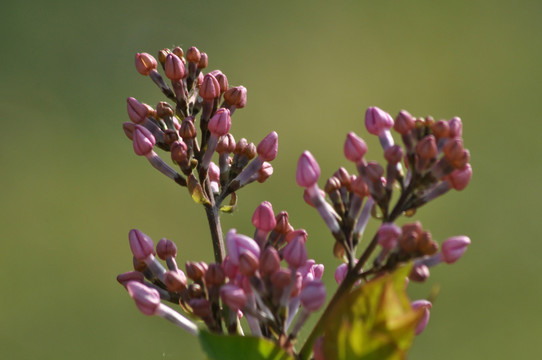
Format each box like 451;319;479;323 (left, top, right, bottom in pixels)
1;0;540;359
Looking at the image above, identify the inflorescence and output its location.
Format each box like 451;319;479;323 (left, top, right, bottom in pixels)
118;45;472;359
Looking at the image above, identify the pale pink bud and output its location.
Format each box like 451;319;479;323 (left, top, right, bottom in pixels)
127;97;152;124
199;74;220;100
313;264;324;280
448;117;462;138
411;300;432;335
220;284;247;310
225;230;260;265
132;125;156;156
252;201;276;232
208;108;231;136
257;162;273;183
117;271;144;287
344;132;367;162
129;229;155;260
441;236;470;264
409;265;430;282
164;53;185;81
283;237;308;269
126;281;161;316
296;151;320;187
334;263;348;284
256;131;278;161
300;280;326;311
365;106;394;135
378;223;402;250
448;164;472;191
156;238;177;260
135;52;157;76
209;162;220;183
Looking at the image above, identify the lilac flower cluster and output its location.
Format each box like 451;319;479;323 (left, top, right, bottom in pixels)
118;46;327;350
118;44;473;359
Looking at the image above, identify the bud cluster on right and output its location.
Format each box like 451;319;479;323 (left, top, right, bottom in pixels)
297;106;472;290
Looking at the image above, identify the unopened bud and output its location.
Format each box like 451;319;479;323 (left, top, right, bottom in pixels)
135;52;157;76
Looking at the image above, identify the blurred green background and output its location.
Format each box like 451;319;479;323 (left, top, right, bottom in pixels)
1;0;540;358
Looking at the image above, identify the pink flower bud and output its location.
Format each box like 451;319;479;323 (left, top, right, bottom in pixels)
416;135;438;160
209;162;220;183
365;106;394;135
129;229;155;260
122;122;136;140
313;264;324;280
164;53;185;81
208;108;232;136
222;256;239;279
215;72;229;93
300;280;326;311
126;281;161;316
448;164;472;191
334;263;348;284
156;238;177;260
441;236;470;264
344;132;368;162
117;271;144;287
378;223;402;250
199;74;220;100
257;162;273;183
384;145;404;164
256;131;278;161
448;116;462;138
394;110;415;135
296;151;320;187
224;86;247;108
283;237;308;269
127;97;152;124
225;230;260;265
285;229;308;244
205;264;226;286
220;284;247;310
164;270;187;292
135;52;157;76
198;52;208;69
252;201;276;232
238;252;260;276
411;300;432;335
132;125;156;156
409;264;430;282
260;247;281;276
170;140;188;164
186;46;201;63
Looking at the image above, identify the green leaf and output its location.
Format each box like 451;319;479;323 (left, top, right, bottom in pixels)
187;174;211;205
323;264;423;360
198;331;295;360
219;193;237;213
